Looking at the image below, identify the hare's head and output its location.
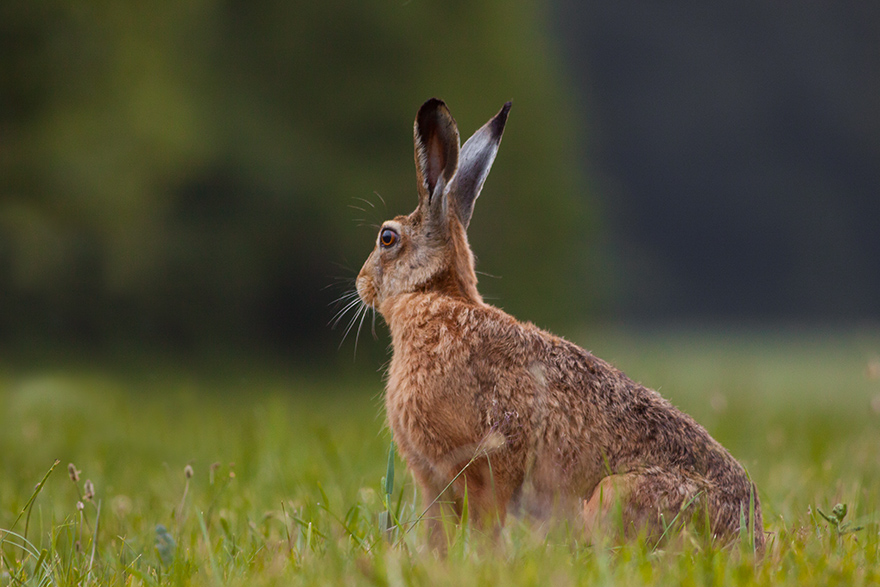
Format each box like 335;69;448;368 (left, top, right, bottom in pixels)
357;99;510;315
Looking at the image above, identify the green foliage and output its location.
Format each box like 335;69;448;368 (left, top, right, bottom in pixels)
0;0;591;349
2;331;880;585
816;503;864;537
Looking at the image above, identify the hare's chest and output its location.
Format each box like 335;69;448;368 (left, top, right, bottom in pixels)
384;351;483;465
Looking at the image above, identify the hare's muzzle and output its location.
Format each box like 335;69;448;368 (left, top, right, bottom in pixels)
356;273;375;307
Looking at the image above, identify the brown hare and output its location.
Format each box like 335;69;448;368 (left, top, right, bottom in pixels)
356;98;763;553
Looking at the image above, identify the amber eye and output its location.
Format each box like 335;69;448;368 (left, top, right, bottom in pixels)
379;228;398;248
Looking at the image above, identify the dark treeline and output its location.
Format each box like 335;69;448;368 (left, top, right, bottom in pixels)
4;1;877;360
0;0;592;357
554;0;880;324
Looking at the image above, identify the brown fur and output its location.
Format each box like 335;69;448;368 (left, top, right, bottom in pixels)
357;99;764;553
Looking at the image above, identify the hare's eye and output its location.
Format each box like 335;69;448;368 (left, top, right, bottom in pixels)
379;228;398;248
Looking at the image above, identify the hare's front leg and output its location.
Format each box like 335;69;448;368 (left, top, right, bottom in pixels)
414;457;517;551
411;467;461;553
455;456;517;535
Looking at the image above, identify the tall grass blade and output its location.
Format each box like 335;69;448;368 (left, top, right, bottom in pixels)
3;459;61;546
381;439;396;540
197;509;222;585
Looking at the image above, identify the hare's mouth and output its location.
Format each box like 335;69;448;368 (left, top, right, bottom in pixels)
356;275;376;307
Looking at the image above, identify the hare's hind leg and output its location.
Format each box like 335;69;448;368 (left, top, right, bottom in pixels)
582;474;632;542
583;469;704;544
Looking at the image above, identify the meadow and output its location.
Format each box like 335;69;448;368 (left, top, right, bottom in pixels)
2;329;880;586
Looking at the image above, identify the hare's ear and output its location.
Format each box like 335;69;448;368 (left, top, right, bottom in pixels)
414;99;460;213
449;102;511;228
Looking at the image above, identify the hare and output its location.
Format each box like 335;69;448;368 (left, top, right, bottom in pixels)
356;98;763;552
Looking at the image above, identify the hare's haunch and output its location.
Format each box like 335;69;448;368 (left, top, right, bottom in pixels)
357;98;763;552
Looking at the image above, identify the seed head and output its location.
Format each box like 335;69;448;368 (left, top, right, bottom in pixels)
184;464;194;479
83;479;95;501
68;463;80;483
480;431;506;453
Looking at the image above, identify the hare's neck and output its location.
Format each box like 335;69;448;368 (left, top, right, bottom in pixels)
381;292;482;346
433;219;481;303
415;265;481;305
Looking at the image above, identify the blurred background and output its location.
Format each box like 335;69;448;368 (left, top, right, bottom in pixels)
1;0;878;368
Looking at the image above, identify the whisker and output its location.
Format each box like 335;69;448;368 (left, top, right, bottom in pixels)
330;292;361;312
329;286;360;301
350;193;389;231
339;301;366;349
353;196;377;209
328;291;361;307
330;308;358;332
331;260;356;273
353;303;370;359
323;278;356;292
329;296;363;328
338;310;359;348
334;288;360;298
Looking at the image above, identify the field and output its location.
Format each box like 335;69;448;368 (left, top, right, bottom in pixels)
2;329;880;586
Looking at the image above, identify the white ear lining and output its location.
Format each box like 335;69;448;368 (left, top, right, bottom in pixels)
449;104;509;227
456;133;499;199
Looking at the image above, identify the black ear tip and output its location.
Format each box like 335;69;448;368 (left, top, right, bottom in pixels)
417;98;453;130
422;97;447;110
418;98;448;119
491;101;512;134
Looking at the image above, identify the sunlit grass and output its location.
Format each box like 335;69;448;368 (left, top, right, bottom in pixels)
2;329;879;585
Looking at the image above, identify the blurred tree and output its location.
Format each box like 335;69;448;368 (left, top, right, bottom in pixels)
0;0;592;356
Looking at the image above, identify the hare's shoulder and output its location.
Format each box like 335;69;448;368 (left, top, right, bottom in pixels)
390;293;627;385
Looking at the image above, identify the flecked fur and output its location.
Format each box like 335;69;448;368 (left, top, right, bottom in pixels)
357;99;763;553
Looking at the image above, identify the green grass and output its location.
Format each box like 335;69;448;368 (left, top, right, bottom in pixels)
2;329;880;586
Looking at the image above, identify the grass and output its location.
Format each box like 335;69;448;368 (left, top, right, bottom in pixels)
1;329;880;585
